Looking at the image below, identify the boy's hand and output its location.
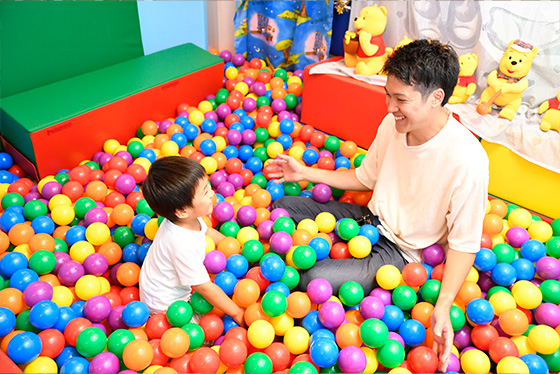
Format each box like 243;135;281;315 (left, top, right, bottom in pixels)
233;307;246;327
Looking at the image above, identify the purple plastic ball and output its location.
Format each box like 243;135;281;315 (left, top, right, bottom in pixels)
23;281;53;307
204;250;227;274
159;119;173;134
210;170;228;189
269;208;290;221
269;231;293;255
237;205;257;226
271;98;287;113
84;208;108;226
216;182;235;198
294;70;304;79
213;201;235;223
227;173;244;190
226;129;242;146
98;153;113;167
83;295;112;323
477;271;497;292
277;111;291;122
231;53;245;67
422;243;446;266
307;278;333;305
318;150;333;159
57;260;85;286
506;226;530;248
241;130;257;145
219;50;232;62
312;183;332;204
453;325;472;351
257;220;274;241
318;301;345;328
338;346;367;374
114;151;133;166
359;296;385;320
534;303;560;328
83;253;109;276
216;104;232;120
388;331;405;348
252;82;267;97
205;111;219;123
53;252;71;275
41;181;62;200
115;174;136;195
107;305;127;331
89;352;120;374
242;97;257;112
24;191;41;204
536;256;560;280
369;287;392;306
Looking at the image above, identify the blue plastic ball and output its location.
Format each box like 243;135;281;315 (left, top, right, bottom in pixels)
266;183;285;202
0;251;29;278
170;132;187;149
60;356;90;374
260;255;286;282
266;282;291;298
511;258;536;281
238;145;254;162
276;134;293;150
138;148;157;163
70;300;86;318
222;315;239;333
359;224;379;246
223;145;239;159
7;331;42;364
183;124;200;141
30;215;56;235
201;118;217;134
0;307;16;337
491;262;518;286
474;248;498;272
303;311;324;335
131;213;150;236
55;346;80;368
519;353;549;374
310;338;339;368
9;268;39;292
279;119;295;134
245;157;263;174
302;149;319;166
174;116;189;127
0;153;14;169
137;242;151;264
65;226;86;247
466;298;495;325
229;123;244;133
199;139;217;156
121;301;149;328
0;209;24;233
381;305;405;331
334;156;351;170
214;271;238;296
398;318;426;346
309;328;335;345
520;239;547;262
241;116;255;130
122;243;141;264
29;300;60;330
53;306;78;333
226;254;249;278
308;237;330;261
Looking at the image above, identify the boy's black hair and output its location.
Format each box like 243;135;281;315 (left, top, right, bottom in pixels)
142;156;206;222
382;39;460;106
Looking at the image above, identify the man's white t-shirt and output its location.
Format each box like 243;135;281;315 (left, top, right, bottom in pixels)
139;217;210;314
356;112;489;262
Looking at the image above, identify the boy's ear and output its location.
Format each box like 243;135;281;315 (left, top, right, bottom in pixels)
176;207;190;219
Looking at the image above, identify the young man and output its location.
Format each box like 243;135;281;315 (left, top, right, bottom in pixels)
269;39;489;372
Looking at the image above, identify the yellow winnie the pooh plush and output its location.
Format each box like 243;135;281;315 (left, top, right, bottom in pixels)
538;90;560;133
343;5;393;76
477;39;539;121
448;53;478;104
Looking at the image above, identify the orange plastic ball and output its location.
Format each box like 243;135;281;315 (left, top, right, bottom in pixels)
8;223;35;246
28;233;56;253
116;262;141;287
335;322;362;348
217;237;241;258
0;288;25;314
233;279;260;308
489;199;508;219
483;214;504;236
286;292;311;319
110;203;135;226
123;339;154;371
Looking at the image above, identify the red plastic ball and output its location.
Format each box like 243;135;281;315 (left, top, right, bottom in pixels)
431;264;445;282
126;164;147;184
39;328;65;358
64;317;93;346
245;266;270;292
145;314;173;340
69;165;92;186
299;125;315;142
107;156;128;173
198;313;224;341
219;338;248;368
226;158;243;175
103;169;122;190
407;346;438;374
402;263;428;288
264;342;292;372
119;286;140;305
224;326;249;347
149;338;170;366
125;191;144;211
488;336;519;363
310;132;326;148
104;191;126;208
61;180;84;202
189;347;220;374
317;156;335;170
471;324;499;350
169;353;192;373
330;242;351;259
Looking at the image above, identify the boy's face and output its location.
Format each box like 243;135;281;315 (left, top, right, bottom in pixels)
183;177;214;219
384;74;440;141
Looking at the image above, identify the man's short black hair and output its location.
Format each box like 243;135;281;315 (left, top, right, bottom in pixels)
142;156;206;222
382;39;460;106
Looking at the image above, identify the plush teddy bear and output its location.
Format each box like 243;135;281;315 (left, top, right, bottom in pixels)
343;5;393;76
477;39;539;121
448;53;478;104
538;90;560;132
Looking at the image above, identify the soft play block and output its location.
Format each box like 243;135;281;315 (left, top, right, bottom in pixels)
301;57;387;149
0;43;223;179
482;140;560;219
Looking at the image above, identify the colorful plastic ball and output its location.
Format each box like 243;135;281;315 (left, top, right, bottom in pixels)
376;338;405;369
338;281;364;307
219;337;248;368
260;255;286;282
358;296;384;320
87;351;120;374
122;339;154;372
261;290;288;318
491;262;518;286
360;318;389;348
309;337;338;368
0;251;28;278
335;218;359;241
460;349;491;374
536;256;560;280
547;236;560;258
540;279;560;304
122;300;149;328
58;261;85;287
421;243;445;266
60;356;89;374
0;307;16;337
466;298;495;325
6;331;42;364
376;264;402;290
512;281;542;310
519;353;549;374
226;253;249;278
381;305;405;331
29;300;59;330
496;356;529;374
244;352;273;374
23;356;58;374
203;250;226;274
527;324;560;355
292;245;317;270
392;285;418;311
307;278;333;305
247;319;275;349
336;346;366;374
474;248;498;272
75;326;107;357
318;301;345;329
506;226;530;248
406;346;438;374
22;281;53;308
83;295;112;323
310;183;331;204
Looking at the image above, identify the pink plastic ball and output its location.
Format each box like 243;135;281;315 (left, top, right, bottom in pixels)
505;226;530;248
53;252;71;275
252;82;267;97
220;50;232;62
257;220;274;241
227;174;244;190
337;346;367;374
204;250;227;274
369;288;392;306
89;352;120;374
41;181;62;200
237;205;257;227
231;53;245;67
216;182;235;198
307;278;333;305
534;303;560;328
210;170;228;189
108;305;127;331
84;208;108;226
23;281;53;307
213;201;235;223
269;231;293;255
83;253;109;276
271;98;287;113
205;111;219;122
359;296;385;320
226;129;242;146
269;208;290;221
57;260;85;286
242;98;257;112
115;174;136;195
216;104;232;120
318;301;345;328
536;256;560;280
241;130;257;145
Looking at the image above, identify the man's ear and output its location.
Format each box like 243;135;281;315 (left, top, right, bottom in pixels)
433;88;445;106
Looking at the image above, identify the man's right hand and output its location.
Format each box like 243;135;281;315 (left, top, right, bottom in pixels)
267;154;305;183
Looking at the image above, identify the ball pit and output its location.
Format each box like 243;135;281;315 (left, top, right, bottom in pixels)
0;50;558;374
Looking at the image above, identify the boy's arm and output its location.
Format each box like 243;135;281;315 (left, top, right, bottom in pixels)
193;281;245;327
431;249;476;372
206;226;225;245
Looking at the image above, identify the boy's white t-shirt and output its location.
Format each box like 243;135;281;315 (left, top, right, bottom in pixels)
139;217;210;314
356;112;489;262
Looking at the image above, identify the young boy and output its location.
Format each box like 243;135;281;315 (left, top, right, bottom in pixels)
139;156;245;326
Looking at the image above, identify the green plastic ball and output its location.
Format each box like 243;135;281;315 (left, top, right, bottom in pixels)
280;266;300;290
540;348;560;372
1;192;25;209
190;291;213;315
284;94;298;109
391;285;417;311
112;227;135;248
127;141;144;159
220;221;240;238
319;364;341;373
181;323;205;350
292;245;316;270
74;197;96;219
257;96;270;108
376;338;405;368
289;361;318;374
76;327;107;357
419;279;441;305
251;174;268;189
486;286;511;299
336;218;360;241
450;305;466;331
15;309;41;333
546;236;560;258
360;318;389;348
208;98;218;110
255;128;269;143
273;217;296;236
54;238;69;253
339;281;365;307
244;352;273;374
353;154;365;168
54;173;69;185
29;250;56;275
107;329;135;359
323;136;341;153
551;218;560;236
539;279;560;304
283;182;302;196
166;300;193;327
242;240;265;263
84;161;100;170
274;69;288;81
216;88;229;104
136;199;155;217
23;200;48;221
261;290;287;317
253;147;268;163
492;243;515;264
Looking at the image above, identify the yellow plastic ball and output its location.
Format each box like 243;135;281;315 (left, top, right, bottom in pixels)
512;281;542;310
496;356;529;374
0;183;10;198
348;235;372;259
144;219;159;241
285;247;297;268
500;219;511;237
460;349;491;374
51;285;73;307
85;222;111;246
48;194;72;210
288;146;304;161
361;347;379;374
114;145;128;154
98;276;111;294
283;326;309;355
198;100;214;113
37;175;56;195
188;110;205;126
103;139;121;155
247;319;275;349
511;335;536;356
127;137;143;145
267;141;284;159
14;244;31;259
488;291;517;316
287;76;303;86
268;122;281;139
270;313;294;336
527;325;560;355
465;266;479;283
75;274;101;300
388;368;412;374
133;157;152;174
233;189;246;202
225;66;239;80
205;235;216;253
240;196;253;206
143;365;163;374
508;208;532;229
213;136;227;152
234;82;249;96
376;265;402;290
297;219;318;236
51;205;76;226
315;212;336;233
24;356;58;374
160;140;180;156
237;227;259;246
70;241;95;264
142;135;156;147
528;220;553;242
491;233;505;247
200;157;218;175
